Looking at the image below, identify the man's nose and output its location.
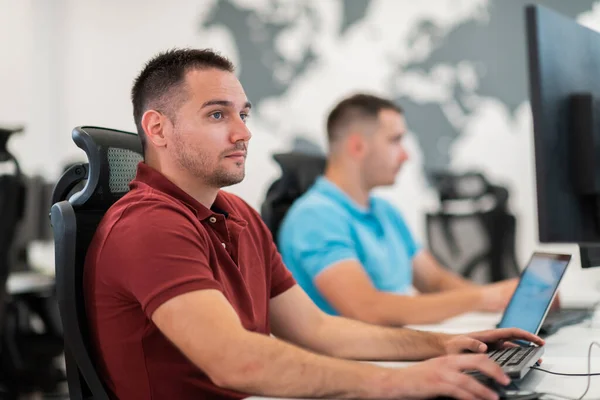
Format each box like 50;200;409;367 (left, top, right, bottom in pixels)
230;118;252;143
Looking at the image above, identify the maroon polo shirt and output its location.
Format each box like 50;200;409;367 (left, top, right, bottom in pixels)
84;162;296;400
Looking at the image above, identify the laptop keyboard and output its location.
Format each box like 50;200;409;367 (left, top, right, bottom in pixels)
485;346;543;380
488;347;536;367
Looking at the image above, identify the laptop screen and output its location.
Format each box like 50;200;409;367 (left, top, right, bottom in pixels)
497;252;571;334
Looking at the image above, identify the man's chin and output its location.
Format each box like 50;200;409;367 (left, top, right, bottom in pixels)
215;174;245;188
381;174;399;186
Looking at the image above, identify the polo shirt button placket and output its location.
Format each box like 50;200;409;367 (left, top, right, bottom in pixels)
208;216;229;252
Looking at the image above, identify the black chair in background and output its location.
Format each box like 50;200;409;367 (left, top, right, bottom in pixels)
0;128;26;396
51;126;143;400
261;151;326;242
3;174;65;397
426;171;520;284
0;127;67;397
0;126;24;320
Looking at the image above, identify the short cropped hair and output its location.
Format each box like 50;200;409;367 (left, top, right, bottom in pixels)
326;94;403;144
131;48;234;153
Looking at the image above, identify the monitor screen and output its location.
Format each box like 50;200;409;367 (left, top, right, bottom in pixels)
527;5;600;244
498;253;571;334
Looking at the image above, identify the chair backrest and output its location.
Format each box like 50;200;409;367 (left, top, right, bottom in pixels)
12;175;48;271
0;128;25;332
261;152;326;241
426;171;519;283
0;126;23;163
50;126;142;400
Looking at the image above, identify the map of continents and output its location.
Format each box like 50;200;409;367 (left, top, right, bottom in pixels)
197;0;599;257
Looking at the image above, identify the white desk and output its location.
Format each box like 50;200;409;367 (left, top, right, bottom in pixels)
249;309;600;399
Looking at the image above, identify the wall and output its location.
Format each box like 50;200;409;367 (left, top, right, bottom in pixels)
3;0;600;295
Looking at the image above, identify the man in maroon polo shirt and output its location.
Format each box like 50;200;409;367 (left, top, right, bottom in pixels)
84;48;543;400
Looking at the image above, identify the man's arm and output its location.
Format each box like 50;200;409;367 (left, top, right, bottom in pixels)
152;289;385;398
270;285;544;362
271;285;450;360
152;288;516;400
412;250;475;293
314;260;518;325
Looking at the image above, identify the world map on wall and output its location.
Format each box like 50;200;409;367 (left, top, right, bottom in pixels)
197;0;600;259
201;0;596;170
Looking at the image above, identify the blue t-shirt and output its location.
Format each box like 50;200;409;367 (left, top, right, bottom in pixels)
278;177;421;315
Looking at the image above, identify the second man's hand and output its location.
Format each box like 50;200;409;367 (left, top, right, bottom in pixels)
477;279;519;312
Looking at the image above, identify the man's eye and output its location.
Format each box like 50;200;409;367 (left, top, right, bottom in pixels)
211;112;223;120
240;113;250;122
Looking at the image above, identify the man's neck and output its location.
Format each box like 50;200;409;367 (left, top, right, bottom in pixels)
146;159;219;210
324;163;371;208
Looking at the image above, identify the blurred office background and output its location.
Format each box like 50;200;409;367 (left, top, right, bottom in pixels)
3;0;600;324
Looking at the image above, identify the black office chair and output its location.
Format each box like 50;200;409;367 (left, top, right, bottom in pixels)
261;151;326;241
50;126;143;400
426;171;520;283
0;127;24;338
0;127;70;398
0;127;32;398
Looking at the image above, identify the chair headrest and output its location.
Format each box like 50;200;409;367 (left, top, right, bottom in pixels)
0;126;24;166
430;171;490;200
272;152;326;192
56;126;143;210
429;170;509;210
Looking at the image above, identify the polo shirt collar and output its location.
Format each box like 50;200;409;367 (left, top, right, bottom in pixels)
314;176;374;217
132;162;242;222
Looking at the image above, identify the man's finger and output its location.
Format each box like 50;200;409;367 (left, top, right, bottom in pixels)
471;328;544;346
453;354;510;386
501;328;544;346
453;337;487;354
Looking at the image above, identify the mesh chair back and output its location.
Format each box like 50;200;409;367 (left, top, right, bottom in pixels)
426;171;520;283
51;126;142;400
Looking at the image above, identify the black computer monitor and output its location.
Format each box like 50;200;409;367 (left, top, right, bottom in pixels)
526;5;600;267
526;4;600;243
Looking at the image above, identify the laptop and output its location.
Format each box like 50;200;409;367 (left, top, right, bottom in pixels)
497;252;572;335
488;252;572;380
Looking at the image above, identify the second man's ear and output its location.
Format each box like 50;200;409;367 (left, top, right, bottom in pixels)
346;132;368;159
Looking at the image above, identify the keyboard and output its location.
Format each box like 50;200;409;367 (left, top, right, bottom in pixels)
538;308;593;336
486;346;544;380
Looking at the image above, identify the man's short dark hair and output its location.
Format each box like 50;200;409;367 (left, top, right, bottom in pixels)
326;94;403;144
131;48;234;153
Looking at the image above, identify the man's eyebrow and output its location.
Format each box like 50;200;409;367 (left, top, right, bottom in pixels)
201;100;252;109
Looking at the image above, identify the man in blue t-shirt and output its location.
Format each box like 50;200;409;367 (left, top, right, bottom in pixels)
278;93;519;325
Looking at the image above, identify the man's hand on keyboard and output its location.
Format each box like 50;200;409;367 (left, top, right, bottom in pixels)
394;354;509;400
441;328;545;355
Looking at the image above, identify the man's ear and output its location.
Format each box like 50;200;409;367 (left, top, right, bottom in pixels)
141;110;168;149
346;132;367;159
